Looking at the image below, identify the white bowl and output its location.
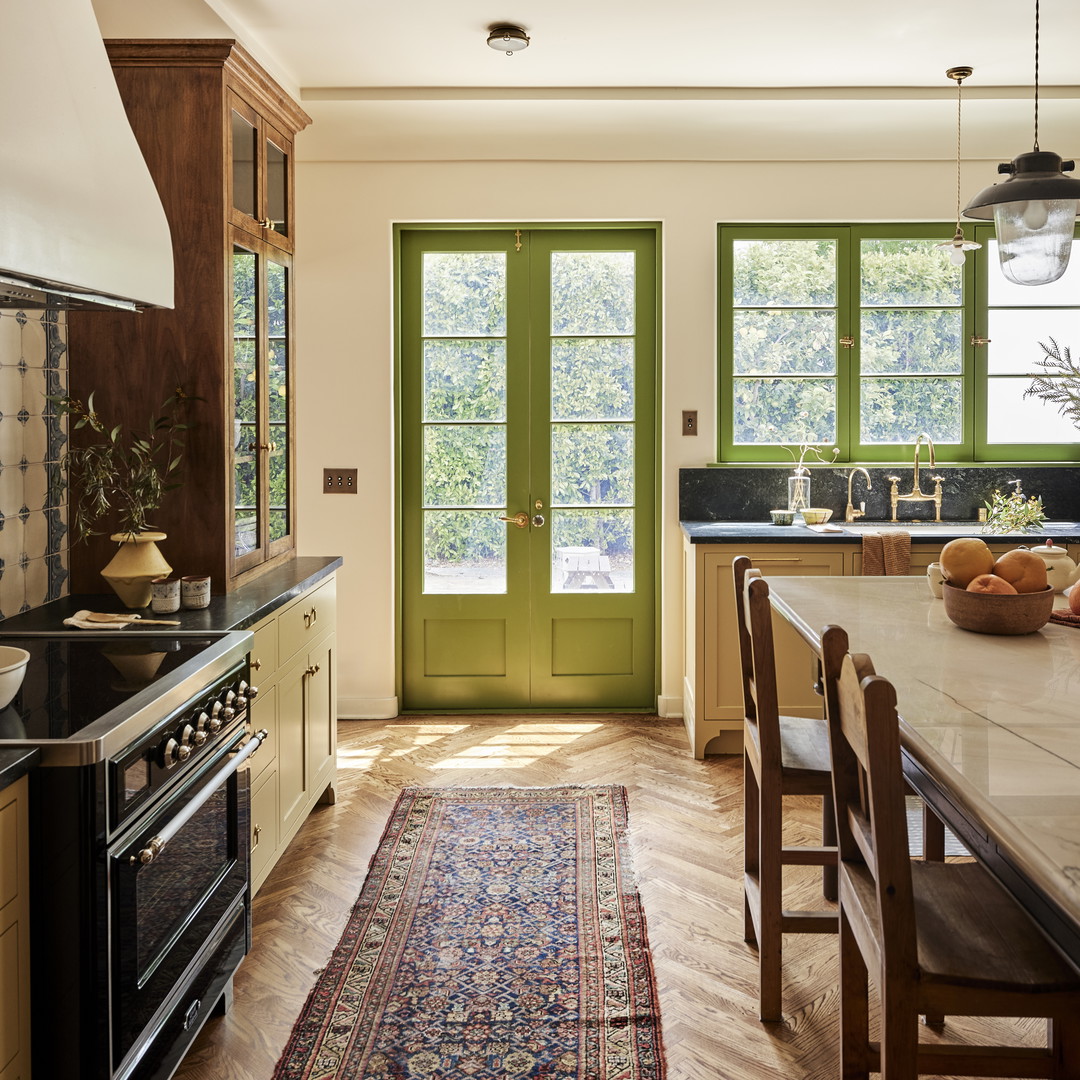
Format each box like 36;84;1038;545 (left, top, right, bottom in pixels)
0;646;30;711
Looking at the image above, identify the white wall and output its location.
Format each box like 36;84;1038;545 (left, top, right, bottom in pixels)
294;158;956;718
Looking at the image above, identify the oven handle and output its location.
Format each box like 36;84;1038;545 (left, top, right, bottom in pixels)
127;729;268;867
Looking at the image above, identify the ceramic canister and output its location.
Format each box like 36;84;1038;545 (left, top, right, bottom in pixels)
181;575;211;610
151;577;180;613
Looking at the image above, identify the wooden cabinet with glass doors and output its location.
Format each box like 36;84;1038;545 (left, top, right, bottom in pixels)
66;40;310;593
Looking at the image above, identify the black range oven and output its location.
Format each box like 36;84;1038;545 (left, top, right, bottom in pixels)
0;630;263;1080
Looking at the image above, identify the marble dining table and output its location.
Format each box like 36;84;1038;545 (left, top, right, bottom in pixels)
764;575;1080;966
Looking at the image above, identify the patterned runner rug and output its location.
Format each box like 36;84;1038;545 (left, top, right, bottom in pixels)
273;785;666;1079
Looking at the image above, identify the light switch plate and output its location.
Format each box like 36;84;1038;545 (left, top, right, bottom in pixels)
323;468;358;493
682;410;698;436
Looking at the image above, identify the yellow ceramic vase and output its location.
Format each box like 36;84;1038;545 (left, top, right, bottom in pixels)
101;531;172;609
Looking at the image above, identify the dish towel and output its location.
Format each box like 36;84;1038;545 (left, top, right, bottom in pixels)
861;530;912;576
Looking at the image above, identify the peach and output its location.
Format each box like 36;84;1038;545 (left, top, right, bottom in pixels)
939;537;995;588
966;574;1018;595
1070;585;1080;616
992;549;1048;594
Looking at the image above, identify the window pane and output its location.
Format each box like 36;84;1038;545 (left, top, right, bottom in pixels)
551;251;635;335
230;110;256;219
860;239;962;306
422;253;506;337
986;309;1080;374
550;509;633;593
268;444;288;542
732;240;835;307
423;425;505;507
733;310;836;374
423;510;507;594
424;340;506;421
551;423;634;505
732;378;836;444
860;310;962;374
987;378;1079;443
860;377;962;443
987;239;1080;306
232;248;258;559
551;339;634;420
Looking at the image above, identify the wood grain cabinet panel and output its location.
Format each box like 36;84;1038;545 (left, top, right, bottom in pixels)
0;776;30;1080
66;40;311;594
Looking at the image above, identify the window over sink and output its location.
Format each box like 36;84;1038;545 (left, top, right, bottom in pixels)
718;223;1080;464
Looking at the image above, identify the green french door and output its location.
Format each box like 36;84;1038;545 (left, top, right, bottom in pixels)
398;227;657;710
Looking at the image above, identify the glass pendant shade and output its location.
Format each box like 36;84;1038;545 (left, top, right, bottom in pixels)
992;197;1078;285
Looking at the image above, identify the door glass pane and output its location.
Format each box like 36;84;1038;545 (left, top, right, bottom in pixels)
861;377;962;443
422;253;506;337
733;311;835;374
267;260;289;544
230;111;257;220
424;510;506;594
551;252;635;334
551;339;634;420
860;239;961;306
232;248;258;558
424;341;506;422
550;509;633;593
987;378;1078;442
732;378;836;444
551;424;634;505
266;138;287;237
423;426;505;507
987;309;1080;374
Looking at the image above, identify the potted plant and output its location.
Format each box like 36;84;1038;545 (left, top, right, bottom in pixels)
53;389;190;608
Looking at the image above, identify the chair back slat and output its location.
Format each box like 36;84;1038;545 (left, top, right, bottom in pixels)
733;558;783;771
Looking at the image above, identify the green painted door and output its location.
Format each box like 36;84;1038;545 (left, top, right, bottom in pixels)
399;227;657;710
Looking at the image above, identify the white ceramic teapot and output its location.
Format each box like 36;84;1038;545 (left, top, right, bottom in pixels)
1022;539;1080;593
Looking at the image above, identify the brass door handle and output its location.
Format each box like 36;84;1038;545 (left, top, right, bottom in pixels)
305;663;321;677
532;514;545;528
498;512;529;529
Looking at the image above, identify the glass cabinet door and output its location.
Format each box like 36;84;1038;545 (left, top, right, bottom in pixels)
228;93;294;250
265;126;289;241
232;238;293;572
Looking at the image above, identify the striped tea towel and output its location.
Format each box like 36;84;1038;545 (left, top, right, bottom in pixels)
861;530;912;576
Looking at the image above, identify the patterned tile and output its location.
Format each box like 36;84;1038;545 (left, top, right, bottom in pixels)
20;416;48;465
20;312;46;365
46;550;69;602
0;313;21;356
24;556;49;610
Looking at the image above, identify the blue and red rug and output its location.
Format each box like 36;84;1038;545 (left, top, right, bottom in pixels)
273;785;666;1079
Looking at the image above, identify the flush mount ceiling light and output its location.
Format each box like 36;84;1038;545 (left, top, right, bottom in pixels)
938;67;981;267
962;0;1080;285
487;24;530;55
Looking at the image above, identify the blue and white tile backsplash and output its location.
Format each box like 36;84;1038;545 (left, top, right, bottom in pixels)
0;308;68;618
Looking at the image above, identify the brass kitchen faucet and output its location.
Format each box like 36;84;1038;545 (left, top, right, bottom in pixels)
888;433;943;522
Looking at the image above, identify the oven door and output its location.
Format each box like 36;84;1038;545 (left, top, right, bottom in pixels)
109;726;259;1071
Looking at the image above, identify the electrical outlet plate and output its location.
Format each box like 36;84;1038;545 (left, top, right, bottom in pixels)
682;410;698;436
323;468;358;493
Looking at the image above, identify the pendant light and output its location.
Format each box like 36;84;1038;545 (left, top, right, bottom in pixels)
962;0;1080;286
937;67;980;266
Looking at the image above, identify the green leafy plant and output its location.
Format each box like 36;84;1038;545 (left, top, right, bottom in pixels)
52;389;190;541
1024;338;1080;429
982;480;1047;535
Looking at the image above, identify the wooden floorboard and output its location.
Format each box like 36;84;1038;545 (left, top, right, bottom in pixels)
173;715;1043;1079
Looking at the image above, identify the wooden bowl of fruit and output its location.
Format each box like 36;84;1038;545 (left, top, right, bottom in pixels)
939;538;1054;634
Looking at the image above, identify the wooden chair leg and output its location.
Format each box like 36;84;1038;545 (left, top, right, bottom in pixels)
839;907;870;1080
1051;1014;1080;1079
878;984;919;1080
757;781;783;1022
743;752;760;946
822;793;838;902
922;802;945;863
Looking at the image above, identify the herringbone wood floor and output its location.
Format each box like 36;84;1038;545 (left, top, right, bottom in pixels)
174;715;1043;1079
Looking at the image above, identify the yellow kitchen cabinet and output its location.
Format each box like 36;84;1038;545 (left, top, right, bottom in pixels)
851;540;1024;576
0;775;30;1080
245;574;337;895
683;541;847;757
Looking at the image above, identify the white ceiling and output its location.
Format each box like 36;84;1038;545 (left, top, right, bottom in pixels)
189;0;1080;161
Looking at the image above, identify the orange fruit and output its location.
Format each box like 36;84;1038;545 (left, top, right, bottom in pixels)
992;549;1048;594
939;537;995;589
1070;586;1080;616
966;574;1018;595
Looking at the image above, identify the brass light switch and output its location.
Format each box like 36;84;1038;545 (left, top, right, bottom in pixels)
323;468;358;493
682;410;698;436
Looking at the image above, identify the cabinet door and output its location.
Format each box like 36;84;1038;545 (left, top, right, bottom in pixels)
0;777;30;1080
248;682;277;784
228;90;295;252
250;767;278;896
305;636;336;795
704;547;844;721
277;655;308;836
231;234;295;577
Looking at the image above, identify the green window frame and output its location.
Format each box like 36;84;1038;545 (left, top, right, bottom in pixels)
718;222;1080;464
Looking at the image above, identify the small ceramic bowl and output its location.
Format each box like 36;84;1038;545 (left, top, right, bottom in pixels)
801;507;833;525
0;646;30;711
770;509;795;526
941;582;1054;635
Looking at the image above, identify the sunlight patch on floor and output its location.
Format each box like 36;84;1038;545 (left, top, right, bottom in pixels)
431;721;602;769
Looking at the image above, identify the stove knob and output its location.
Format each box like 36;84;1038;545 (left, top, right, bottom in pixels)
176;744;192;763
158;737;180;769
207;701;224;732
177;722;195;747
225;689;238;706
193;710;210;736
223;706;236;721
192;729;208;746
247;684;260;701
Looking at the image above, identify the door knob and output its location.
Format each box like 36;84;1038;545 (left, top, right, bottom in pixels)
532;514;545;528
498;511;529;529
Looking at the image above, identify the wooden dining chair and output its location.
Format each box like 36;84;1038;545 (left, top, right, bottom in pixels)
733;555;838;1022
819;623;1080;1079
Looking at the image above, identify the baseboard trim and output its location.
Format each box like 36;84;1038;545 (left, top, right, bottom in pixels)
338;696;399;720
656;695;683;719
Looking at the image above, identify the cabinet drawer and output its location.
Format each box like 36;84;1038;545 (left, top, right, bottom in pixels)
279;577;336;663
250;768;278;892
250;619;278;683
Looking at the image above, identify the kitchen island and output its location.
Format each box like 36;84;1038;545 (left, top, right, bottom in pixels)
681;521;1080;756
